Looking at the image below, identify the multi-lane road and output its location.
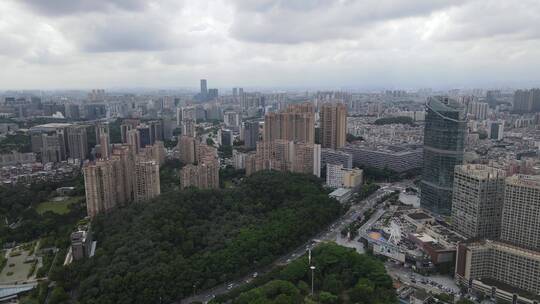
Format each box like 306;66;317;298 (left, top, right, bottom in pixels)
179;181;412;304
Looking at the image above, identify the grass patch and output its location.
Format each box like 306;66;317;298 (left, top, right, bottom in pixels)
35;196;81;215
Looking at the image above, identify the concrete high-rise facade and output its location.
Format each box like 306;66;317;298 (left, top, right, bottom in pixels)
246;139;321;177
454;174;540;300
455;240;540;300
178;135;198;164
181;119;196;137
83;143;161;217
99;133;111;159
466;101;488;120
321;148;353;169
134;161;161;203
40;133;63;163
420;96;466;215
120;119;140;143
127;129;141;155
224;111;241;129
121;124;133;144
489;121;504;140
501;175;540;251
143;141;166;165
112;145;135;204
180;142;219;190
180;160;220;190
512;88;540;113
532;88;540;112
95;123;110;146
83;160;116;217
197;143;218;164
263;104;315;144
292;141;321;177
29;123;72;163
67;125;88;160
96;123;111;159
320;103;347;149
451;165;506;240
513;89;531;112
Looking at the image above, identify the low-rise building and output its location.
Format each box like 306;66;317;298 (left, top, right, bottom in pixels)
340;143;422;172
71;223;93;261
329;187;353;203
321;148;352;169
326;163;363;189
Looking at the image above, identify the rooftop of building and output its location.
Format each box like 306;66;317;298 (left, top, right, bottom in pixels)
479;278;540;301
464;239;540;260
411;233;437;243
427;96;464;113
505;174;540;188
341;143;422;155
454;164;506;179
30;123;73;130
407;212;432;220
329;188;352;197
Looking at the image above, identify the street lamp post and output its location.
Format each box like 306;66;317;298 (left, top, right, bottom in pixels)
310;266;316;296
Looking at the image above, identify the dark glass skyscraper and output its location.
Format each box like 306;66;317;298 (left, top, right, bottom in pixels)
420;96;466;215
243;121;259;149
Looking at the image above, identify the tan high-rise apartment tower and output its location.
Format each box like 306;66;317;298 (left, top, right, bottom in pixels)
320;103;347;149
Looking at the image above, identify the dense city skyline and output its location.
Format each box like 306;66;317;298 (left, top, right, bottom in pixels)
2;0;540;89
1;1;540;303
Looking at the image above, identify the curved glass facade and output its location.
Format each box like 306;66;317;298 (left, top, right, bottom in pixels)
420;96;466;215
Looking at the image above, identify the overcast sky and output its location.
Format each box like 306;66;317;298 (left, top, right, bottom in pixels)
1;0;539;90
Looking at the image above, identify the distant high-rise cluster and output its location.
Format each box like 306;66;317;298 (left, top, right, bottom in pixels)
83;122;164;217
30;123;90;163
66;126;88;160
196;79;219;102
263;102;315;144
88;89;105;102
513;88;540;113
245;139;321;177
244;102;326;177
420;96;466;215
459;97;488;120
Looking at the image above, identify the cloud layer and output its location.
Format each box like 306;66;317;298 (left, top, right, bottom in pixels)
1;0;539;90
